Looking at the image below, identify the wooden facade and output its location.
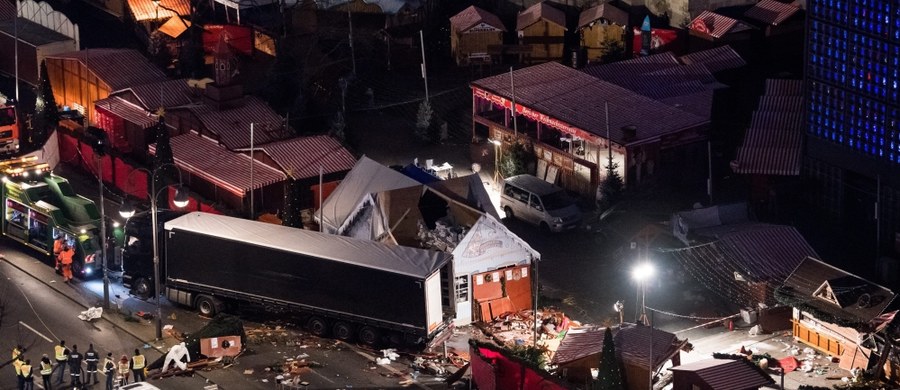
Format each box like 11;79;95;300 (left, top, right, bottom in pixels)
581;23;625;63
451;25;504;66
45;56;110;124
517;2;567;64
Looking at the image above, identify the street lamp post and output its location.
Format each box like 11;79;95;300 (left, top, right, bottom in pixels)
119;163;189;340
489;138;502;185
631;262;654;326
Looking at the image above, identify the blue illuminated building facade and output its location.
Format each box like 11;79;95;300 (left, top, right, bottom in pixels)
805;0;900;265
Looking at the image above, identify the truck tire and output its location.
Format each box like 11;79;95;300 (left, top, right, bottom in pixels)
332;322;354;341
196;295;222;317
131;277;152;300
307;317;329;337
358;326;380;346
504;207;515;220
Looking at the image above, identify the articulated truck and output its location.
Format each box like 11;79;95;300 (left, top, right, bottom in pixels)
144;212;454;347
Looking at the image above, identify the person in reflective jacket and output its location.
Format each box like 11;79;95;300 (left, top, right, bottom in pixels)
39;355;53;390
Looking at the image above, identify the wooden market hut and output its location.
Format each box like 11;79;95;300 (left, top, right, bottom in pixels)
578;2;628;63
449;5;506;66
516;1;567;64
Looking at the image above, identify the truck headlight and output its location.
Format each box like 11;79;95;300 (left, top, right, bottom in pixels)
553;217;563;224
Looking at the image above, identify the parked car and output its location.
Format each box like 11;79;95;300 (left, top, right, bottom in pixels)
500;174;582;232
119;383;161;390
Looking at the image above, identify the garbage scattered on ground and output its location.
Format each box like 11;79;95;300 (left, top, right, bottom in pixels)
77;306;103;321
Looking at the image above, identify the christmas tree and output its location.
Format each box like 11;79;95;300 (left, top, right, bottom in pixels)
282;169;303;228
32;61;59;147
595;327;625;390
152;111;175;207
598;156;624;211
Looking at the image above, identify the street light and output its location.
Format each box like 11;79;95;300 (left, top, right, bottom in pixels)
489;138;502;185
632;262;654;326
119;163;189;340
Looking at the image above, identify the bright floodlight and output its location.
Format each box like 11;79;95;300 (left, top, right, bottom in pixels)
172;186;189;208
119;200;136;219
488;138;501;146
632;262;655;282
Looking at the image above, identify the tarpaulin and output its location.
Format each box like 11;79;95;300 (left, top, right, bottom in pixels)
779;356;798;373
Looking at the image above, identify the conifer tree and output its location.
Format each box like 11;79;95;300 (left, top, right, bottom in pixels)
282;170;303;228
32;61;59;147
152;112;175;207
595;327;625;390
598;156;624;210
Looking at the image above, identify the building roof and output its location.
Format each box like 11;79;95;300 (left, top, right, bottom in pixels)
472;61;708;146
744;0;801;26
121;78;196;111
150;133;286;196
731;78;804;176
0;0;14;21
158;17;191;38
315;0;421;14
235;135;357;180
669;358;775;389
128;0;191;21
551;324;685;370
450;5;506;33
765;78;803;96
678;45;748;73
780;257;896;325
186;96;289;150
46;49;167;91
0;18;73;46
94;96;159;130
317;156;420;233
689;10;751;39
517;1;566;31
577;3;628;28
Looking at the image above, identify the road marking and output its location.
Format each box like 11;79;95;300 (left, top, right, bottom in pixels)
18;321;53;343
311;369;336;384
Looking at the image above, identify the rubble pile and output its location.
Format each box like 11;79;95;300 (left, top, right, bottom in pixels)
477;308;576;350
417;218;468;252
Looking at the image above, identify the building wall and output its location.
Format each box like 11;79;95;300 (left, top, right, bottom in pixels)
520;21;566;63
46;57;111;125
0;33;38;85
453;30;503;65
581;23;625;63
559;355;600;386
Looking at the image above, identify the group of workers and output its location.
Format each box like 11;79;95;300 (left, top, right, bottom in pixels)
53;236;76;283
11;342;148;390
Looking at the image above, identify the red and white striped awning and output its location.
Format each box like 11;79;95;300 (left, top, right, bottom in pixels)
150;133;286;196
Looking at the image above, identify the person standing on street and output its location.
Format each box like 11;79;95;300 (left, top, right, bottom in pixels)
59;244;75;283
130;349;146;382
117;355;130;386
13;352;24;390
52;340;69;384
53;236;64;272
20;359;33;390
84;344;99;384
103;353;116;390
39;355;53;390
67;344;83;387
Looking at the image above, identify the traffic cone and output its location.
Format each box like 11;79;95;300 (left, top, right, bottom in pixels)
728;319;734;331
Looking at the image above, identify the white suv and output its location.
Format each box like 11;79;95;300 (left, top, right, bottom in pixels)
500;174;582;232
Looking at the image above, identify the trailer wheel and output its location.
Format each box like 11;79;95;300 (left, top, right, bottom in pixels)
196;295;222;317
332;322;354;341
307;317;329;337
503;207;515;220
358;326;380;346
132;277;152;300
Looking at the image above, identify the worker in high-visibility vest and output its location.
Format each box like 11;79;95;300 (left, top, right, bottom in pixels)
11;344;23;361
103;352;116;390
130;349;146;382
117;355;130;386
39;355;53;390
53;237;65;272
20;359;33;390
13;352;24;390
58;245;75;283
51;340;68;385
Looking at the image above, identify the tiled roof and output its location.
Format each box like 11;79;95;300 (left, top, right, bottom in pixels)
158;16;190;38
517;1;566;31
765;78;803;95
473;62;708;146
237;135;357;180
577;3;628;28
678;45;747;73
551;324;684;369
689;10;749;39
0;0;14;21
46;49;167;91
669;358;775;389
450;5;506;33
151;133;286;195
94;96;158;129
732;78;804;175
128;0;191;21
744;0;801;26
0;18;73;46
584;51;681;81
781;257;896;324
121;79;196;111
187;96;289;150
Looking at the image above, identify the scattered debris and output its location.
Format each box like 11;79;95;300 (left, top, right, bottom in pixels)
77;307;103;321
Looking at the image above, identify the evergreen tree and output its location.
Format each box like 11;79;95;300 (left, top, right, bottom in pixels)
282;169;303;228
329;112;346;142
152;112;176;207
32;61;59;147
598;156;624;210
415;100;432;141
595;327;625;390
499;142;529;178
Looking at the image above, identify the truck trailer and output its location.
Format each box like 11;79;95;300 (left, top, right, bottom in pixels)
162;212;455;347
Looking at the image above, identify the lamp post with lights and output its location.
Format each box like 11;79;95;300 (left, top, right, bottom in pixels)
632;262;654;326
489;138;502;185
119;164;188;340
